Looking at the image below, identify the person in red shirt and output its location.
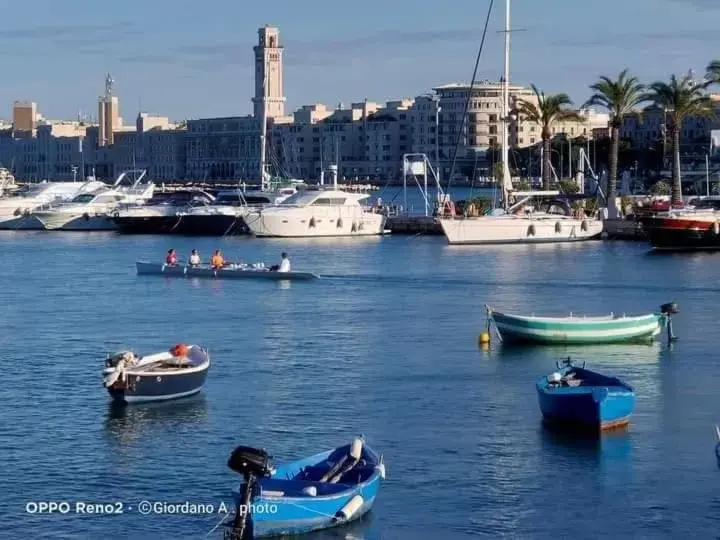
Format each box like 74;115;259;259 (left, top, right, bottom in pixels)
165;249;178;265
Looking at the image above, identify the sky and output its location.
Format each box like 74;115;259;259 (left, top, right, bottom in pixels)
0;0;718;122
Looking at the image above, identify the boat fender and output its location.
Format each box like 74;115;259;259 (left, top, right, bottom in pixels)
83;212;90;221
358;221;364;230
13;207;21;216
156;376;162;382
334;495;364;522
375;461;386;480
113;211;120;218
350;437;363;460
309;217;316;228
337;218;343;228
581;220;588;232
351;222;357;233
714;221;719;235
527;224;535;237
555;221;562;233
302;486;317;497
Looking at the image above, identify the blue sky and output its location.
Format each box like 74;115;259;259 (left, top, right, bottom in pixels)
0;0;718;122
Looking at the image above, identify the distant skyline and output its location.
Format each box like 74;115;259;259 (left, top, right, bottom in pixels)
0;0;718;121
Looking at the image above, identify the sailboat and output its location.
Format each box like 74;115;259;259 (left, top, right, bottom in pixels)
437;0;604;245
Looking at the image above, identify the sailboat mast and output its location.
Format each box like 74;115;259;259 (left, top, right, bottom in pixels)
501;0;511;210
259;57;269;191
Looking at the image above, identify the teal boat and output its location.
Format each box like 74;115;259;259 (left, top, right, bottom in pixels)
487;303;678;345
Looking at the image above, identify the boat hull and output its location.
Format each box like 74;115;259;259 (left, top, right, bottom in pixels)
491;311;664;345
113;216;185;234
438;216;603;245
245;209;386;238
537;384;635;430
0;214;45;230
231;444;382;538
35;212;117;231
106;360;209;404
640;215;720;251
136;261;320;280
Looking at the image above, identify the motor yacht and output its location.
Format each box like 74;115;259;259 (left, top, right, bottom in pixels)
30;170;154;230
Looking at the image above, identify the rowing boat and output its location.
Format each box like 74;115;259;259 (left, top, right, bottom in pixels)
135;261;320;281
487;303;679;345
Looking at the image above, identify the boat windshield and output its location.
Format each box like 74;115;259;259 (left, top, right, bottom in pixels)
71;193;96;203
280;192;319;206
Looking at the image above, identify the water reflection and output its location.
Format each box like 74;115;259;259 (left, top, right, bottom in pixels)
277;280;291;290
539;422;633;468
105;395;208;445
492;342;664;366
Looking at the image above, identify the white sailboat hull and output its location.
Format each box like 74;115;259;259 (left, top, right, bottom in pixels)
438;215;604;245
245;208;386;238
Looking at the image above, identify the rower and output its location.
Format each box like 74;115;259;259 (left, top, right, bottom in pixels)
165;249;177;266
210;249;225;269
188;249;201;266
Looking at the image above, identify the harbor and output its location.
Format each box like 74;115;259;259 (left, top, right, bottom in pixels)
1;231;718;539
4;0;720;537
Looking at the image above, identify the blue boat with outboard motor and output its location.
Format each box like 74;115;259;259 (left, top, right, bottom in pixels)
136;261;320;281
102;343;210;404
536;358;635;431
224;437;385;539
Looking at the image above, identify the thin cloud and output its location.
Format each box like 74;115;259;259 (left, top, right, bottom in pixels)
118;54;178;65
0;22;135;41
550;28;719;48
122;27;484;70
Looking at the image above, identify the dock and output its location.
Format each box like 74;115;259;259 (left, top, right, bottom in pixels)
386;216;443;235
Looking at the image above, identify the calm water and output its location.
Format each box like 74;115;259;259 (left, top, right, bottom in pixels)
1;231;719;539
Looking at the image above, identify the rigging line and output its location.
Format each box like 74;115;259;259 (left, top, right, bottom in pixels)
444;0;495;194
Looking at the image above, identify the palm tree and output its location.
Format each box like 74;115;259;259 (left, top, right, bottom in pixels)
516;85;585;190
584;70;645;218
643;74;715;204
707;60;720;83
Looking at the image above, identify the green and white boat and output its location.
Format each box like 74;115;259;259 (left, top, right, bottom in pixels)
487;303;678;345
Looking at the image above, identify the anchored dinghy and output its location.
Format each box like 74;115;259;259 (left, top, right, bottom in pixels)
225;436;385;539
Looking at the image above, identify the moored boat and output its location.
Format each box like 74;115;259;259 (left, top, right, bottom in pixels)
536;358;635;431
225;436;385;538
135;261;320;281
102;344;210;404
487;303;678;345
639;213;720;251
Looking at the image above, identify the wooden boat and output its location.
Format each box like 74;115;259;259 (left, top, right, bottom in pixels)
487;303;678;345
225;437;385;539
536;358;635;431
102;344;210;404
135;261;320;281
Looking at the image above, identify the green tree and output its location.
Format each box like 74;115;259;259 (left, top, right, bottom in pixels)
516;84;585;190
642;75;715;204
584;69;645;218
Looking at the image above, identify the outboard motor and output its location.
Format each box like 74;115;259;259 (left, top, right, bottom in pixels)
660;302;679;343
226;446;273;540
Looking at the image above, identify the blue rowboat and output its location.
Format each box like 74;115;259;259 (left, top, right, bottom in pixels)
536;358;635;431
487;303;678;345
102;344;210;404
135;261;320;281
225;437;385;539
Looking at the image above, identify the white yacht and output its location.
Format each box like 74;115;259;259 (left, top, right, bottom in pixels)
437;0;604;245
31;169;154;230
0;179;107;229
244;168;386;238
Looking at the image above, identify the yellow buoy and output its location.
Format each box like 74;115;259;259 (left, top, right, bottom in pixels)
478;331;490;345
